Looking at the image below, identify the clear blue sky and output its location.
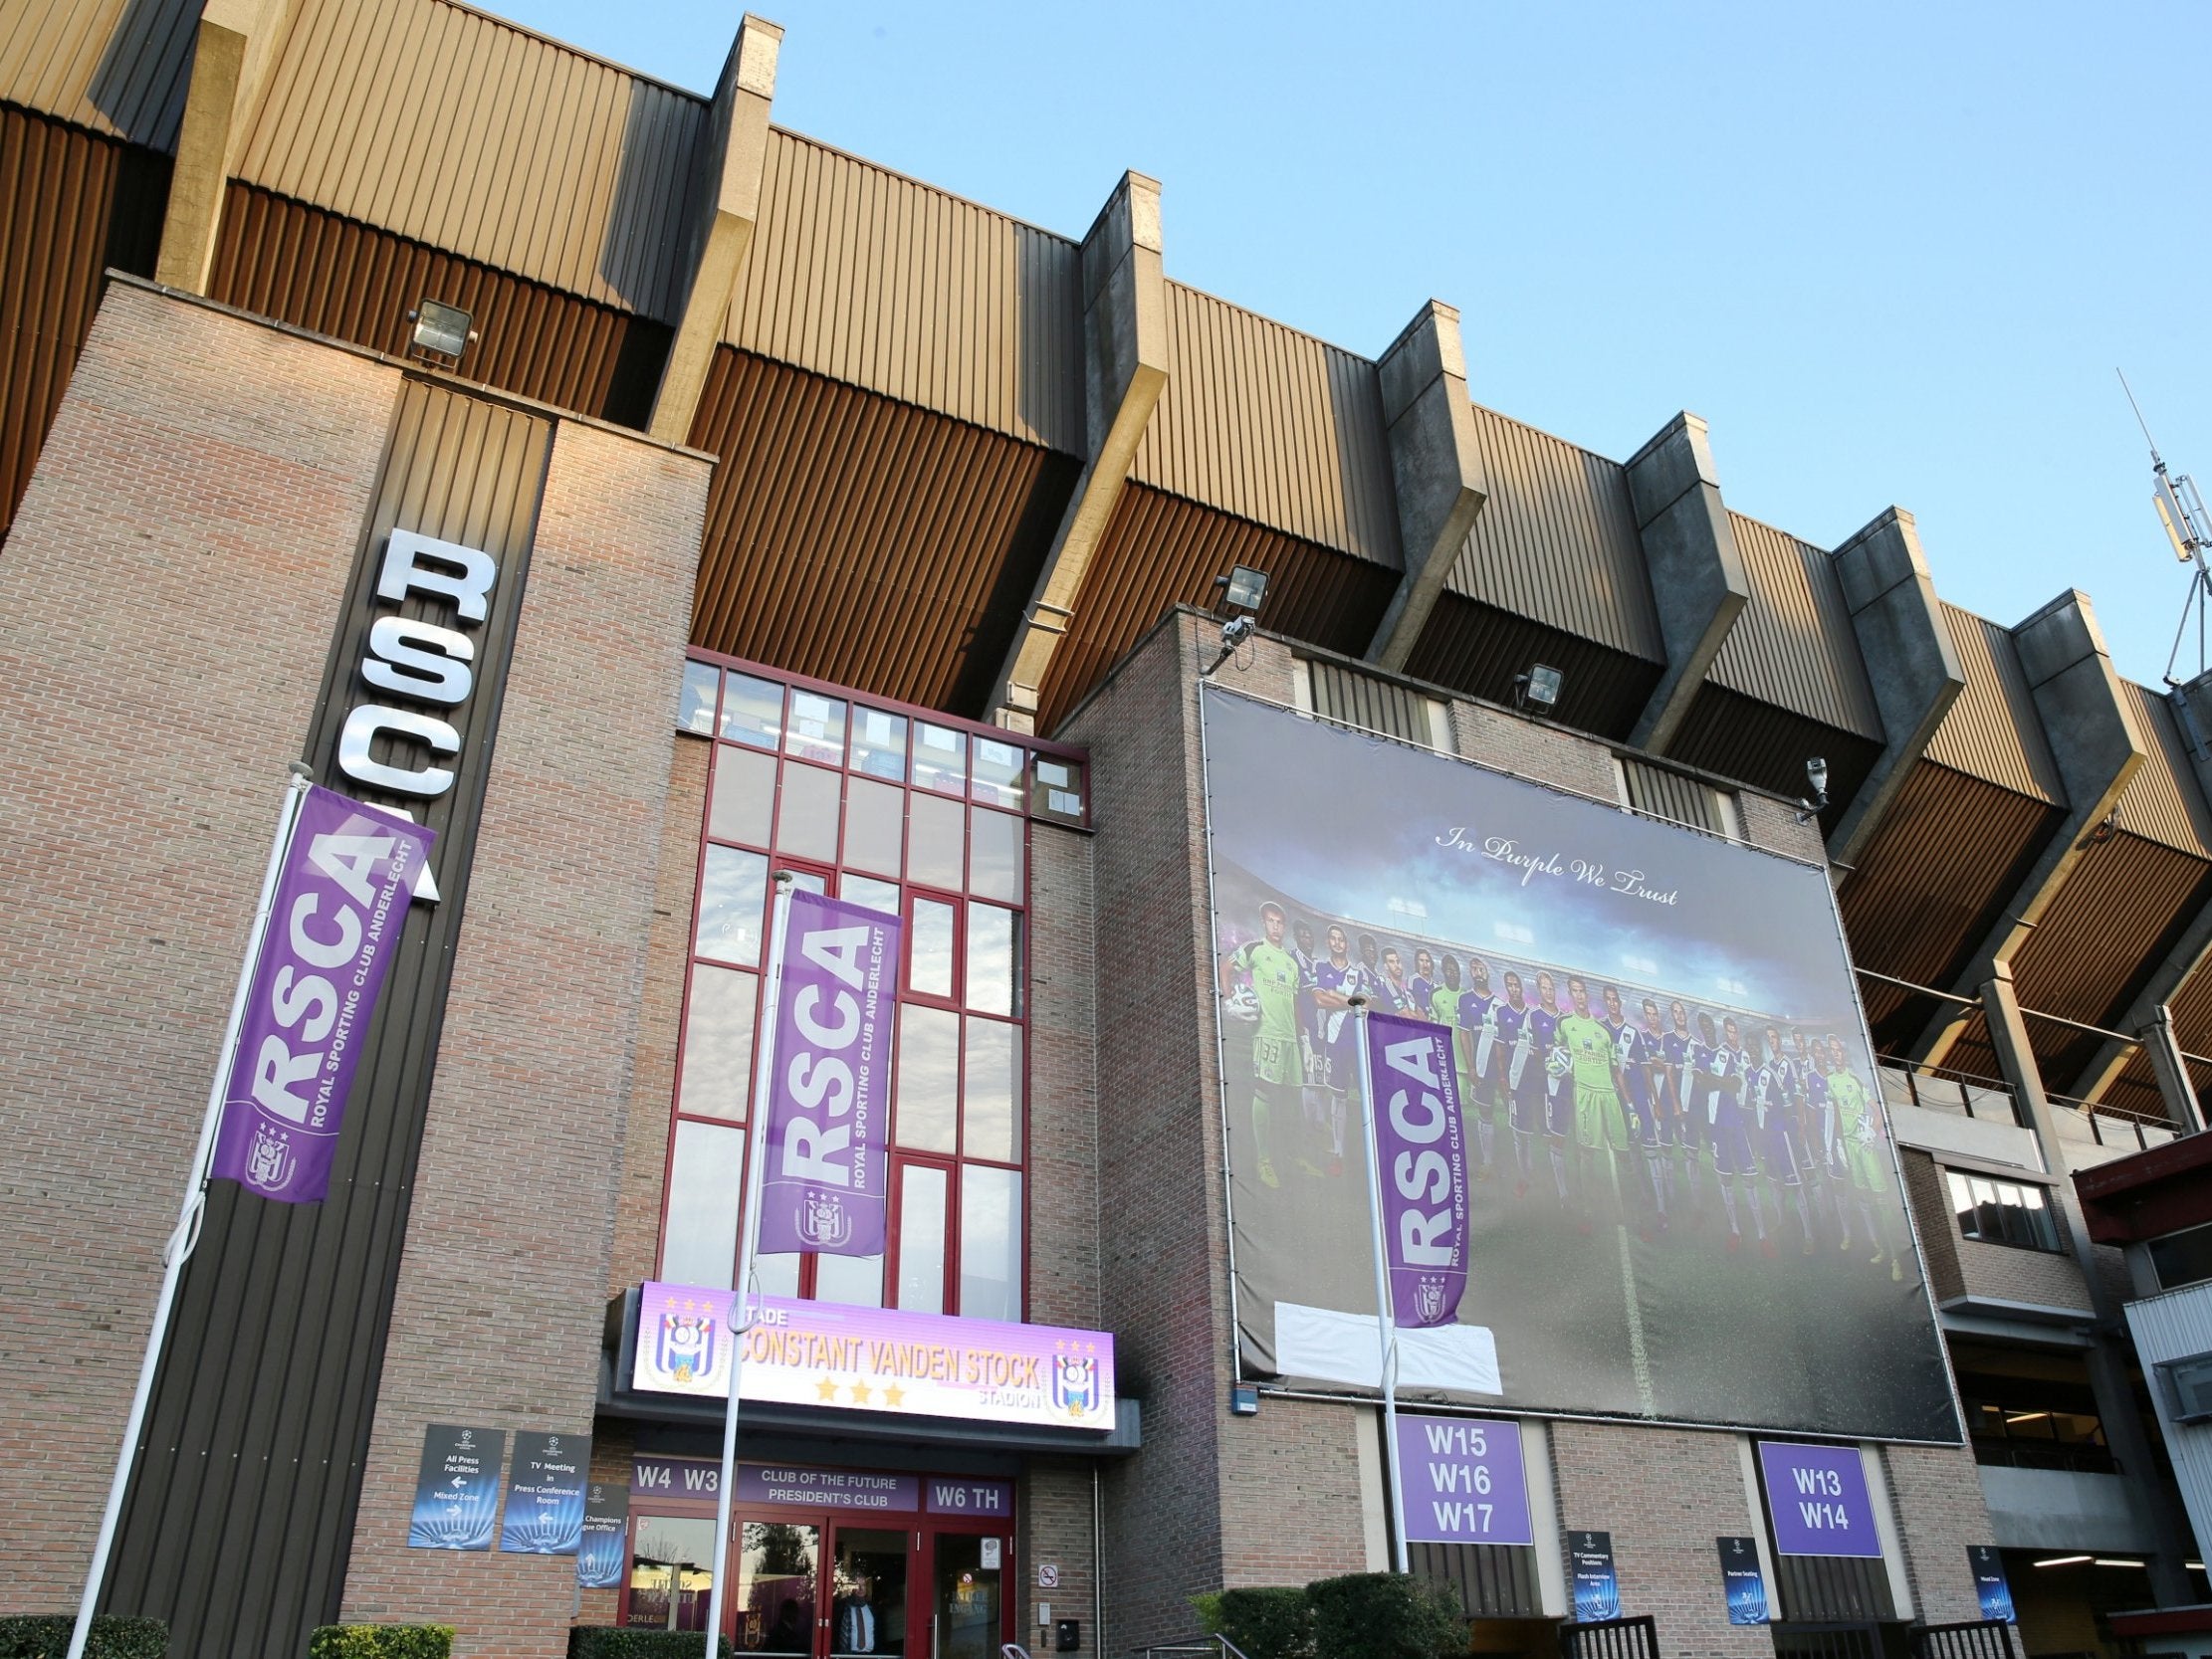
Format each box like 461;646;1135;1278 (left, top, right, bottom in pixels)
491;0;2212;691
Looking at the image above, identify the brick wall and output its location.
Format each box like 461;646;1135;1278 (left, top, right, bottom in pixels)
1020;1459;1098;1658
0;283;399;1609
1880;1442;1998;1625
338;418;709;1655
1029;818;1102;1333
1899;1148;2092;1313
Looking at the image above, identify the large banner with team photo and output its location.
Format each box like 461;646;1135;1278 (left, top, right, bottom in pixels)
1202;685;1958;1442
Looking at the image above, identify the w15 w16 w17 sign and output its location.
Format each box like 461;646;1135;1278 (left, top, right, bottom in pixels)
1758;1441;1880;1556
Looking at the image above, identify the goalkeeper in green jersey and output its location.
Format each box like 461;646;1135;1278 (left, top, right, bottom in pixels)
1558;976;1628;1230
1218;901;1303;1189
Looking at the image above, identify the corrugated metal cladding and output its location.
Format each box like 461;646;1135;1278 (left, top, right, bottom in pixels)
1711;513;1881;737
1839;762;2055;1054
107;380;552;1659
2126;1287;2212;1544
688;345;1079;715
2113;680;2212;854
1772;1553;1894;1622
1409;1542;1542;1617
1926;603;2064;801
209;180;672;428
0;0;197;149
1446;403;1661;661
1130;281;1400;566
237;0;703;320
1666;682;1881;818
0;103;165;540
1306;657;1446;749
1619;755;1726;836
1039;481;1399;733
727;128;1085;456
1405;593;1661;742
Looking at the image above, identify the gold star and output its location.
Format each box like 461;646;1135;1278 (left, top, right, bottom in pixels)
882;1382;906;1409
849;1380;873;1406
815;1375;840;1401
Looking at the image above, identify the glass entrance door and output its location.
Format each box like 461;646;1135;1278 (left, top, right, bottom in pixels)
628;1514;719;1632
734;1520;821;1657
928;1533;1006;1659
828;1526;910;1659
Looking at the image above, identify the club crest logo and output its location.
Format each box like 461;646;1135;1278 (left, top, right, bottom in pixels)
1413;1276;1449;1325
652;1311;719;1386
797;1191;854;1250
1052;1352;1099;1418
246;1123;297;1191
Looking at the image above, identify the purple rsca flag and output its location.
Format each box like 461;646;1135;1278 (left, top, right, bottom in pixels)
758;889;899;1256
211;786;434;1203
1365;1009;1470;1329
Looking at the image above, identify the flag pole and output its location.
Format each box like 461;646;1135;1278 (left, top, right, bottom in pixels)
68;762;316;1659
704;869;795;1659
1351;997;1411;1574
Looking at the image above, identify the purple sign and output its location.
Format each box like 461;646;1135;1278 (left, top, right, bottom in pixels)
927;1478;1013;1517
1365;1010;1470;1328
1394;1414;1532;1546
1759;1442;1881;1557
759;889;899;1256
741;1466;919;1513
211;786;433;1203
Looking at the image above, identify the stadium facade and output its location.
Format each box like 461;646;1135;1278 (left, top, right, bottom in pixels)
3;4;2212;1659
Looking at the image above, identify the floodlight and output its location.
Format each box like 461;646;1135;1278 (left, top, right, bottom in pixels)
1513;664;1562;713
406;300;476;361
1217;564;1270;613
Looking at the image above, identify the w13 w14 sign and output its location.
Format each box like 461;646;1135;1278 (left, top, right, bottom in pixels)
1758;1442;1880;1557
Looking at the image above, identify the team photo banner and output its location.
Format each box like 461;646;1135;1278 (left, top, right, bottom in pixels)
211;785;434;1204
1200;685;1958;1443
759;889;899;1256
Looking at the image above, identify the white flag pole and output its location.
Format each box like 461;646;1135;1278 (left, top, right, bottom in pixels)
68;762;316;1659
704;869;795;1659
1351;997;1411;1575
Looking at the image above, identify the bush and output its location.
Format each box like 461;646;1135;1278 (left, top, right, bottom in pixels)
565;1631;734;1659
0;1617;167;1659
1214;1587;1313;1659
1305;1573;1463;1659
307;1628;453;1659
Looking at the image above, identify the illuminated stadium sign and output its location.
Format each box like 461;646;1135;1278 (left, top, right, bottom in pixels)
1201;684;1960;1443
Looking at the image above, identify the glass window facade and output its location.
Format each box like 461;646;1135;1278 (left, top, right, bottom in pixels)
660;656;1080;1323
1946;1170;2063;1253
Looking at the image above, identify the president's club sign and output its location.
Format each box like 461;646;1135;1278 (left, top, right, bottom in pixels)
634;1283;1115;1433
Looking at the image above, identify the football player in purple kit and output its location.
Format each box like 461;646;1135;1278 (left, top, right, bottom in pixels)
1290;918;1324;1176
1497;969;1543;1195
1753;1024;1817;1254
1410;947;1438;1023
1377;945;1417;1015
1530;970;1574;1209
1792;1028;1840;1247
1458;956;1502;1181
1307;924;1366;1178
1698;1014;1769;1255
1622;996;1672;1236
1662;999;1703;1212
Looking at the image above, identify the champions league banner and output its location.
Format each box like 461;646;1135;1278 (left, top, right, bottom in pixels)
1201;685;1958;1442
1364;1012;1470;1329
758;889;899;1257
210;786;434;1203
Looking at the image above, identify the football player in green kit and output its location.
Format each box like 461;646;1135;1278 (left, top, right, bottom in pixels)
1558;976;1627;1233
1827;1034;1904;1280
1217;901;1302;1189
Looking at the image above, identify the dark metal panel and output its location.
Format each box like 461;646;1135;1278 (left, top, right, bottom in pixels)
207;180;673;427
1662;682;1882;817
1713;512;1882;739
1404;592;1661;742
1309;658;1440;748
1772;1555;1896;1622
1925;604;2063;802
1410;1540;1543;1617
686;344;1079;717
106;379;553;1659
1620;755;1724;834
1035;480;1401;733
0;104;167;541
0;0;199;150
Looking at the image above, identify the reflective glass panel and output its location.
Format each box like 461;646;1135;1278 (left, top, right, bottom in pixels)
776;761;842;863
1032;755;1086;822
629;1515;717;1630
844;777;904;876
843;875;900;921
720;672;783;748
785;689;847;765
709;745;775;847
678;661;720;736
966;905;1019;1016
913;723;967;794
851;707;909;781
755;1253;800;1298
830;1529;909;1658
959;1164;1021;1322
678;964;757;1121
906;792;964;891
909;898;956;999
895;1005;959;1152
897;1163;947;1314
736;1522;819;1656
661;1120;744;1288
815;1249;884;1309
963;1018;1021;1163
968;807;1022;904
971;736;1025;809
934;1533;1002;1659
696;846;770;965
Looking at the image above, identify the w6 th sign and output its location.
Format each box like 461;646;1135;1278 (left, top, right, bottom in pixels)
1758;1442;1881;1557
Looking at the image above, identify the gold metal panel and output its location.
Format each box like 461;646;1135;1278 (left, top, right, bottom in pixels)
1925;603;2064;801
2112;680;2212;855
1711;511;1882;738
0;0;198;149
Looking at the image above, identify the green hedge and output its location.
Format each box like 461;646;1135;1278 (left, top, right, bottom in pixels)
565;1631;734;1659
1306;1573;1463;1659
1213;1586;1313;1659
307;1627;453;1659
0;1617;167;1659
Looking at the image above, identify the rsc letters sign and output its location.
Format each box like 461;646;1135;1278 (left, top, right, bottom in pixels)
338;528;499;801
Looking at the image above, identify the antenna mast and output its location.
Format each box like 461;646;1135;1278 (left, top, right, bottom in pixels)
2121;370;2212;684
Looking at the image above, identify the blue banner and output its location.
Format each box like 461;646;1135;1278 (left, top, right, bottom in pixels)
1570;1531;1620;1621
1718;1536;1769;1625
408;1424;504;1551
577;1482;630;1588
500;1430;588;1555
1971;1547;2015;1622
